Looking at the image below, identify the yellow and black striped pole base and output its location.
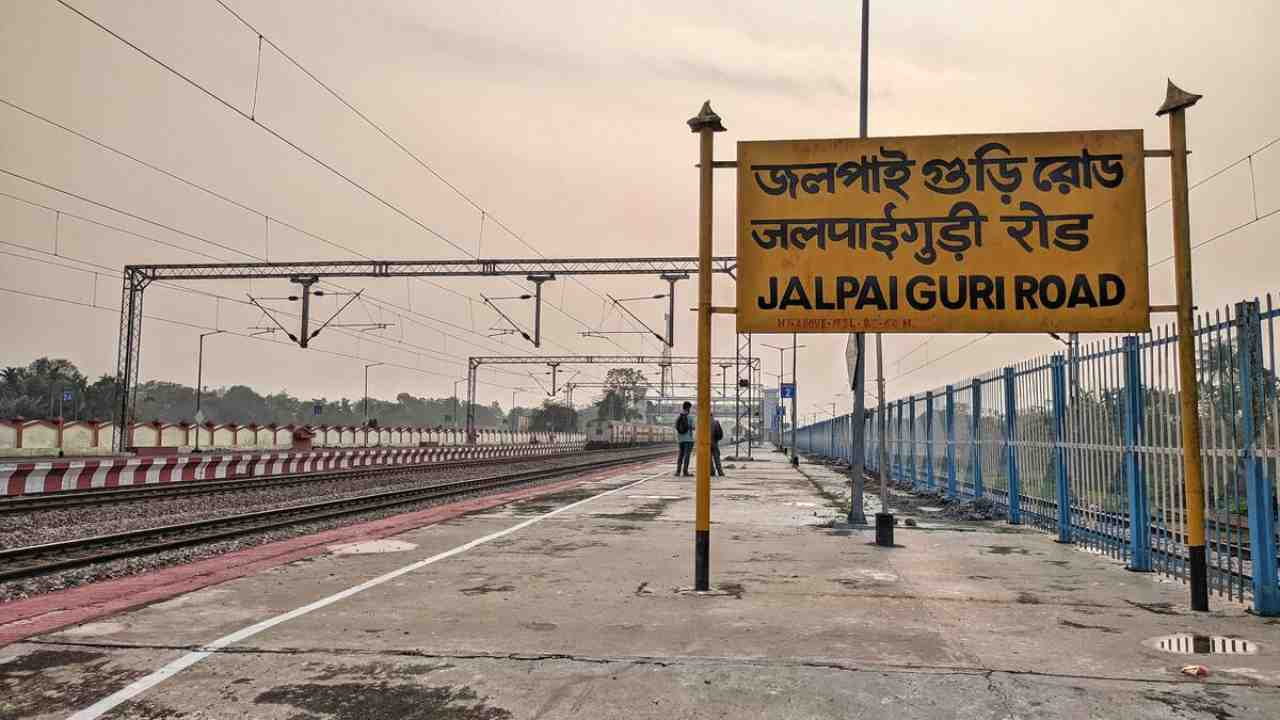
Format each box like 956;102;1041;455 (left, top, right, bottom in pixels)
695;530;710;591
1189;545;1209;611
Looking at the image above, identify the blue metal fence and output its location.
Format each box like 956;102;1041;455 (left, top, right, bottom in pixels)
793;295;1280;616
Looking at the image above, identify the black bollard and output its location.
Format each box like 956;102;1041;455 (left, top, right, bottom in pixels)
875;512;894;546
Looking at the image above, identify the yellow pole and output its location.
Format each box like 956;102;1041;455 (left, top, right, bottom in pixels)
1157;79;1207;611
688;101;724;591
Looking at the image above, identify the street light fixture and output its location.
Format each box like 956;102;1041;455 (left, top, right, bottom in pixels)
452;377;465;432
363;362;383;425
763;338;806;465
193;329;225;451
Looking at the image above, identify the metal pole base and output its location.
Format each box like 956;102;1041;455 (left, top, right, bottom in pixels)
875;513;895;546
846;510;868;526
791;456;799;467
1189;545;1209;611
695;530;710;591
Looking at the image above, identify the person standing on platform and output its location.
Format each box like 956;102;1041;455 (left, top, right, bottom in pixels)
675;401;694;476
709;412;725;477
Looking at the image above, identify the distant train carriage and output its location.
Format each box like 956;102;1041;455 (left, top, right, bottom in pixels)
585;419;674;449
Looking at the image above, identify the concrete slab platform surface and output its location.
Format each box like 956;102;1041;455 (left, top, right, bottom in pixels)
3;453;1280;719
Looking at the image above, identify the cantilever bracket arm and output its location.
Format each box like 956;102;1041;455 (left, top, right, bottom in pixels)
246;294;299;344
481;293;534;345
307;290;364;343
608;293;668;345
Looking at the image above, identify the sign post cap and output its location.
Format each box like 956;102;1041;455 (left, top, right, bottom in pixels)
1156;79;1202;117
687;101;726;133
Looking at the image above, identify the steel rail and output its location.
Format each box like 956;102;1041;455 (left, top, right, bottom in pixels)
0;448;670;583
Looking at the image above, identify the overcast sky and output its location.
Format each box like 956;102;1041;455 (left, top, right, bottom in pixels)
1;0;1277;419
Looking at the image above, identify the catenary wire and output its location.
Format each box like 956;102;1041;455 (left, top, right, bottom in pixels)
53;0;647;355
885;137;1280;386
212;0;659;345
0;99;585;360
0;240;541;383
0;284;530;391
0;177;535;361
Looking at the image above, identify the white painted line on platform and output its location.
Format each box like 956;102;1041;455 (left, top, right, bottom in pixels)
66;464;664;720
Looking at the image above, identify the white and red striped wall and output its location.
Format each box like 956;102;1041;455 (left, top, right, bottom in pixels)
0;442;586;497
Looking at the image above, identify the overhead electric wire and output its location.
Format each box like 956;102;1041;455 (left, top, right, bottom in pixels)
53;0;643;356
212;0;660;348
0;283;530;391
888;334;993;383
51;0;469;258
885;136;1280;387
1145;135;1280;214
1149;207;1279;268
0;97;549;358
0;240;539;382
0;179;531;362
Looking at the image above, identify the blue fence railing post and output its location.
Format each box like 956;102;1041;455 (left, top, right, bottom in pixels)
885;404;892;479
1237;300;1278;615
885;399;896;479
908;394;917;489
1122;335;1151;572
895;399;904;483
945;385;957;499
925;391;935;490
1051;355;1072;543
870;411;877;472
1003;366;1020;525
971;380;984;498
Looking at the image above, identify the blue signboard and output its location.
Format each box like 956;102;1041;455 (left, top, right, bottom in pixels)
62;390;73;402
780;383;796;399
313;403;323;416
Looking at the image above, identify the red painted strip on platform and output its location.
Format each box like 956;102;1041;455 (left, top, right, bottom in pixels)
0;459;657;647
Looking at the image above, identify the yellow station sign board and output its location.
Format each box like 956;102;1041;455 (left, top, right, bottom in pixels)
735;130;1149;334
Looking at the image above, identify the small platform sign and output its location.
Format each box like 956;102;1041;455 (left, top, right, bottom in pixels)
736;130;1150;334
780;383;796;399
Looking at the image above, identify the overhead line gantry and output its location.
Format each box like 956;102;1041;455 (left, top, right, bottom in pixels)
465;354;761;442
114;257;737;451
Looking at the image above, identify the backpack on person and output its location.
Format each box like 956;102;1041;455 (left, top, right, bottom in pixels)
675;413;689;435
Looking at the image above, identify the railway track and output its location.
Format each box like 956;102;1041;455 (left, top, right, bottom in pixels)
0;447;669;583
0;446;650;514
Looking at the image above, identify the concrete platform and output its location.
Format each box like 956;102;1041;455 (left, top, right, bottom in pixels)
3;453;1280;719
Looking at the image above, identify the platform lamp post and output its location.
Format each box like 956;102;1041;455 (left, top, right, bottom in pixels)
193;329;225;451
451;377;464;437
845;0;872;527
363;362;382;427
763;340;805;464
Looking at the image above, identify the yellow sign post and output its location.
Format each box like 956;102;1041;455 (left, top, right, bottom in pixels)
1158;80;1209;612
736;131;1150;334
689;101;725;592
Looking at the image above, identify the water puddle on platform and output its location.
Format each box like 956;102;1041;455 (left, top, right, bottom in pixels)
1146;634;1258;655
